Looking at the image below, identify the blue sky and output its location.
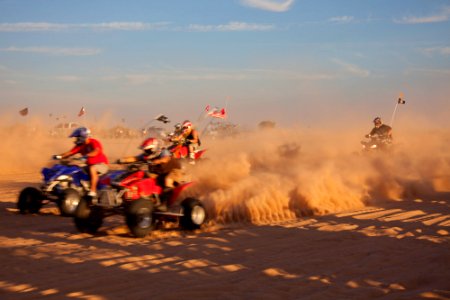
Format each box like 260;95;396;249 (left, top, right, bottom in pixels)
0;0;449;128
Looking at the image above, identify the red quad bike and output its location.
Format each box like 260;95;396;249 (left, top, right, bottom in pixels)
168;141;206;161
73;166;207;238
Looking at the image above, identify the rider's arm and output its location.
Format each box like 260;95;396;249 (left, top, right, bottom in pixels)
59;145;81;159
117;156;139;164
368;127;377;137
171;133;182;141
151;156;170;165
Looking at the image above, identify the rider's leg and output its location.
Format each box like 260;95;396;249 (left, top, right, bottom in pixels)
188;144;196;163
88;165;98;196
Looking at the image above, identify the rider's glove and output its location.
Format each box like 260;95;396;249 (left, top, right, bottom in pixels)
365;134;371;138
52;155;62;160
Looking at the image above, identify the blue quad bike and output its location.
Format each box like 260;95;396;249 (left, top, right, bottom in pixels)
17;157;125;216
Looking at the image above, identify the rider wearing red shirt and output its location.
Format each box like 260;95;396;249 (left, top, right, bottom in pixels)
55;127;109;197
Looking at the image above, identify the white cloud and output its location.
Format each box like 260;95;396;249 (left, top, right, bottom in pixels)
3;80;17;85
329;16;355;24
332;59;370;78
86;22;170;31
101;75;121;81
2;68;332;87
0;22;170;32
394;7;450;24
422;46;450;56
55;75;82;82
119;68;334;85
0;21;271;32
0;46;101;56
188;21;274;32
125;74;155;85
405;68;450;76
240;0;295;12
0;22;70;32
124;72;248;85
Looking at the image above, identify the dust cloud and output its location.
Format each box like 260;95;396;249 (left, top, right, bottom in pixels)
187;125;450;224
1;115;449;225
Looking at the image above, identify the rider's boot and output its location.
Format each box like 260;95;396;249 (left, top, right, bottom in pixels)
189;152;196;165
86;190;98;205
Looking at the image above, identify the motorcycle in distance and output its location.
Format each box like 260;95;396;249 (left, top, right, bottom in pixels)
360;134;392;152
73;162;207;238
17;156;125;216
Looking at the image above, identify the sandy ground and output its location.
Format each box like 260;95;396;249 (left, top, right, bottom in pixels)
0;122;449;299
0;172;449;300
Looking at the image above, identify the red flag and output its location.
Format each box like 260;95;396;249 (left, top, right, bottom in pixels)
19;107;28;116
205;105;210;112
209;107;226;119
78;106;85;117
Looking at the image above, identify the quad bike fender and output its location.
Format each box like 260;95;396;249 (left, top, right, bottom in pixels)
120;170;146;187
137;178;163;197
170;144;188;159
167;182;195;206
42;164;84;183
98;170;127;189
194;149;206;160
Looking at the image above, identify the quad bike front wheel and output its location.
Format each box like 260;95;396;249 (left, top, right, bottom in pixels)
73;198;103;234
126;199;154;238
180;198;206;230
58;187;81;216
17;187;44;214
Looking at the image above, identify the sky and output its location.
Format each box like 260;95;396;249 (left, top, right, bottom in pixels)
0;0;449;129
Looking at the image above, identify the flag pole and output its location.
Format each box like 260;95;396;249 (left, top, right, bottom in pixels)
141;119;156;134
389;102;399;127
224;97;230;123
197;104;211;130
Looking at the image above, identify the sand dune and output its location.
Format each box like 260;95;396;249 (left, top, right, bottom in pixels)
0;123;449;299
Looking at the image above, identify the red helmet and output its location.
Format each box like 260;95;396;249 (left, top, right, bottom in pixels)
182;120;193;132
139;137;159;155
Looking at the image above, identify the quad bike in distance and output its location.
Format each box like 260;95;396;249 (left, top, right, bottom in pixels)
165;134;206;162
361;134;392;153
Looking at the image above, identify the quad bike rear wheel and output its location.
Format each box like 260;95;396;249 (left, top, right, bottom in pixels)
17;187;43;214
180;198;206;230
126;199;154;238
